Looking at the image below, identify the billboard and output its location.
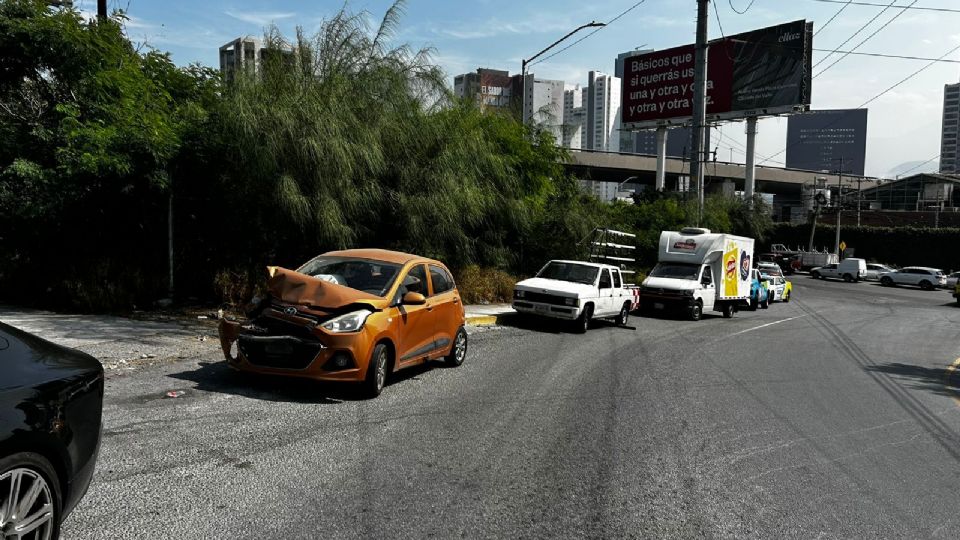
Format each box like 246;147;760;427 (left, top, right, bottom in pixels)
785;109;868;176
621;20;812;128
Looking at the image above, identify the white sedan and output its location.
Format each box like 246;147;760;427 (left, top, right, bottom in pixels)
878;267;947;290
864;263;895;281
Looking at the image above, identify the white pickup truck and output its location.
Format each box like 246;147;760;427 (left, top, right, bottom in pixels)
512;260;639;333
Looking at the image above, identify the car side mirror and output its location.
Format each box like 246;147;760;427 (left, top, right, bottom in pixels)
402;292;426;305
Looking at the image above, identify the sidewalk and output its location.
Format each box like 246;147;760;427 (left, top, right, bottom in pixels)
464;303;515;326
0;306;220;370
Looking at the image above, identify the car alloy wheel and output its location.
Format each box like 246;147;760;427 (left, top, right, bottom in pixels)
0;467;56;540
446;327;467;367
375;348;387;391
880;277;893;286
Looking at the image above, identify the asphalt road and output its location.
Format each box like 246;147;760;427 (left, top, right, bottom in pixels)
62;278;960;539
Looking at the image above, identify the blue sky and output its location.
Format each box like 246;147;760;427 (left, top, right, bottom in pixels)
79;0;960;177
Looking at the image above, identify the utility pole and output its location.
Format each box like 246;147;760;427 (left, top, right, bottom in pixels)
97;0;107;19
691;0;710;225
856;176;862;227
834;156;844;257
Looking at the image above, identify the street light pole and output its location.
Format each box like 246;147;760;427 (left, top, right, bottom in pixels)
521;21;605;125
691;0;710;225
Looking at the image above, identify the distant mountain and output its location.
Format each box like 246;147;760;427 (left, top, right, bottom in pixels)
884;159;940;179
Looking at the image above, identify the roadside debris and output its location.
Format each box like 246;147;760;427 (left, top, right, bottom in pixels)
165;390;186;398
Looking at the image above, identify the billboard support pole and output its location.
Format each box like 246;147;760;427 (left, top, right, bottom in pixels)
745;116;757;204
834;156;844;257
691;0;710;225
655;127;667;191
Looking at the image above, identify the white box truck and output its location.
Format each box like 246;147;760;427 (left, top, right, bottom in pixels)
639;228;755;321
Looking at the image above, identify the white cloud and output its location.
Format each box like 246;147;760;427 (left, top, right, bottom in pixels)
435;15;575;40
225;11;296;26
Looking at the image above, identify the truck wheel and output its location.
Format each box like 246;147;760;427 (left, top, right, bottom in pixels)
689;301;703;321
574;304;592;333
843;273;853;283
749;298;758;311
615;302;630;326
722;303;734;318
811;271;821;280
880;276;893;287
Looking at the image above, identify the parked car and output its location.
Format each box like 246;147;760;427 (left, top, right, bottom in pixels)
864;263;895;281
218;249;467;398
757;252;800;275
943;271;960;289
760;270;793;303
878;267;947;290
757;262;784;278
1;322;104;539
749;269;770;310
811;258;867;282
514;260;638;331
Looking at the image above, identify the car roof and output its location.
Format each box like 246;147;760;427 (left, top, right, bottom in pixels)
903;266;941;272
321;248;437;266
550;260;615;269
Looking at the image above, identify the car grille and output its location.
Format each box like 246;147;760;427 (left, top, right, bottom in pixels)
521;292;570;306
238;335;325;370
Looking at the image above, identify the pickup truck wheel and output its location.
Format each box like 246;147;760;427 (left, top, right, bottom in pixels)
880;276;894;287
811;271;821;280
615;302;630;326
721;303;734;318
843;273;853;283
574;304;592;333
689;301;703;321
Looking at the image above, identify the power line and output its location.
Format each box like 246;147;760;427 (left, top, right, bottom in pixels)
812;0;899;70
728;0;757;15
813;0;917;78
758;40;960;167
895;154;941;177
815;0;853;36
810;0;960;13
813;49;960;63
528;1;648;68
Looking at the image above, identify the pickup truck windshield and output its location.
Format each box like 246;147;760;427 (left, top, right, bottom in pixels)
649;263;701;280
537;262;600;285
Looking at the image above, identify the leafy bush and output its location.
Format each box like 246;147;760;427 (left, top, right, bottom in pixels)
455;266;518;304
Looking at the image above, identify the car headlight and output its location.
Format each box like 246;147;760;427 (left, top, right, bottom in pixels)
514;289;525;299
321;309;373;333
565;297;578;306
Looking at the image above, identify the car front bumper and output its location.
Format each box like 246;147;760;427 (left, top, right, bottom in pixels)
512;302;580;320
219;319;374;383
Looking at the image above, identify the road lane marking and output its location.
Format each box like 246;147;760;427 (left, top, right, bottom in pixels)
946;357;960;406
728;315;807;337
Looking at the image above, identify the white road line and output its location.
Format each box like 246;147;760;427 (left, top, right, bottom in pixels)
729;315;807;337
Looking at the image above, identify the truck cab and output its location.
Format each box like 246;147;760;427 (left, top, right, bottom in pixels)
513;260;638;333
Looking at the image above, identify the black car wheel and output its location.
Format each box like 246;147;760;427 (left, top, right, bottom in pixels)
919;280;933;291
761;295;770;309
615;302;630;326
574;304;593;333
362;343;390;398
445;327;468;367
843;273;853;283
0;452;61;540
880;276;894;287
721;303;734;318
811;271;821;280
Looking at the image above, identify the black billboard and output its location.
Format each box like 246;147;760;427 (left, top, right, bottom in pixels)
785;109;868;176
728;19;813;113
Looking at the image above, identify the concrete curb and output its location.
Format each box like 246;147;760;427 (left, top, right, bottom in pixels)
465;313;514;327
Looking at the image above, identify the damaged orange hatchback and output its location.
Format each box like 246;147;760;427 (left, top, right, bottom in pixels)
218;249;467;398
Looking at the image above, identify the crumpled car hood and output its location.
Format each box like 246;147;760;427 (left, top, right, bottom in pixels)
266;266;387;310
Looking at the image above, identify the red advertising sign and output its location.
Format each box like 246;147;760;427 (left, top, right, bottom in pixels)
622;42;732;125
622;20;812;127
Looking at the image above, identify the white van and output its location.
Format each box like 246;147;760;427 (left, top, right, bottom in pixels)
811;257;867;282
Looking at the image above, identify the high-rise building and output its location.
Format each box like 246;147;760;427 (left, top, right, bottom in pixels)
940;82;960;174
562;84;586;149
219;37;293;82
585;71;621;152
453;68;518;112
615;49;653;153
522;75;566;142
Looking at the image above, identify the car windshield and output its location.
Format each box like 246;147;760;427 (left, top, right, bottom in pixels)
536;262;600;285
649;263;701;280
296;256;402;297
